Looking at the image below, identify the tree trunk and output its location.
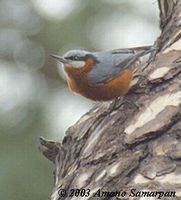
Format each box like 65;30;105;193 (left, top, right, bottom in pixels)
40;0;181;199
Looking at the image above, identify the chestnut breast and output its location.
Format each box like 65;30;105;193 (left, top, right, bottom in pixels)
64;62;133;101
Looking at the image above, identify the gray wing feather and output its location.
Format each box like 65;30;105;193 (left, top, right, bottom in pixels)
88;46;153;85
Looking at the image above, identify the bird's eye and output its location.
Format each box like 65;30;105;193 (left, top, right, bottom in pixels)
73;56;79;60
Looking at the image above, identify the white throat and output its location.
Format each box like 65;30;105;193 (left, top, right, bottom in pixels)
70;61;85;68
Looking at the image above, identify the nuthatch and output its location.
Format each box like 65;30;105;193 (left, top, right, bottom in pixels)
51;46;153;101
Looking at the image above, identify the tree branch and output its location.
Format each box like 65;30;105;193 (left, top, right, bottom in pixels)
40;1;181;199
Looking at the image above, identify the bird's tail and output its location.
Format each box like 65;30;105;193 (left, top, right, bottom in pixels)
112;45;155;71
112;45;155;55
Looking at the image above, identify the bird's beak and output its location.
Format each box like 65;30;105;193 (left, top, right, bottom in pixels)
50;54;69;64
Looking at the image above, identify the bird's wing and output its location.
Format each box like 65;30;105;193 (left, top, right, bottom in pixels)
87;46;153;85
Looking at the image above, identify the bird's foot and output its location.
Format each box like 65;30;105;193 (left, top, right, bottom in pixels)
109;97;124;111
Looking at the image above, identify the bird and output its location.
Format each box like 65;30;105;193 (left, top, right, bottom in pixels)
51;46;154;101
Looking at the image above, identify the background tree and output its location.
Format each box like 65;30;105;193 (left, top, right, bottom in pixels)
40;0;181;199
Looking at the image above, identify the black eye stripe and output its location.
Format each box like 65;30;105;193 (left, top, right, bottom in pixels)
64;54;99;63
65;55;85;61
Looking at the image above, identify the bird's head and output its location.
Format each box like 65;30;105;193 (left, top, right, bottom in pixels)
51;50;99;69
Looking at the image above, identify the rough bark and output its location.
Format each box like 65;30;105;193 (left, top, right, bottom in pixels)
40;0;181;199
